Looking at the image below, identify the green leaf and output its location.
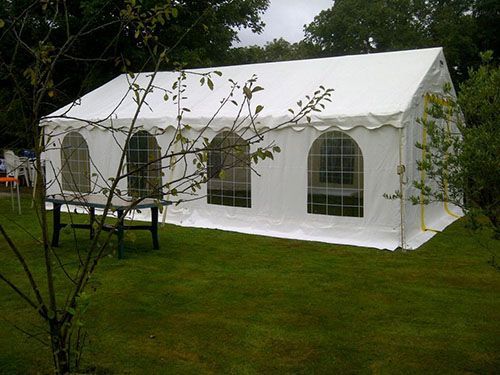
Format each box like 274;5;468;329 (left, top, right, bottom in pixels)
255;105;264;114
171;7;178;18
243;86;252;99
207;78;214;90
0;19;5;28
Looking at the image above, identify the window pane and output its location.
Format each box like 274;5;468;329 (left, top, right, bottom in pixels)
61;132;91;193
307;131;363;217
127;131;162;198
207;132;251;208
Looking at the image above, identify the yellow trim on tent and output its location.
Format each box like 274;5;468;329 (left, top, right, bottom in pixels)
420;94;460;232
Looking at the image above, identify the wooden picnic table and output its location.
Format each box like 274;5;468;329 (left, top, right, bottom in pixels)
45;194;171;259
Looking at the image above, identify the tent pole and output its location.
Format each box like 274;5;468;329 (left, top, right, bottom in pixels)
398;128;406;251
161;153;178;226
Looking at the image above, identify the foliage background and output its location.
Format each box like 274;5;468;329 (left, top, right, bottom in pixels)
1;0;498;149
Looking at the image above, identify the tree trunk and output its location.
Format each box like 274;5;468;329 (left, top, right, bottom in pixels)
49;321;70;375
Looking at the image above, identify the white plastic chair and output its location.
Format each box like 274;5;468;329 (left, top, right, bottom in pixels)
4;150;30;186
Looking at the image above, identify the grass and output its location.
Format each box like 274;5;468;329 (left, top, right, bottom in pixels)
0;190;499;374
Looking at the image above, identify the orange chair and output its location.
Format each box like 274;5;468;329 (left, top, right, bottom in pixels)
0;177;21;214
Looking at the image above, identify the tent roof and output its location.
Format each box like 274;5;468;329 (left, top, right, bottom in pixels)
43;47;447;131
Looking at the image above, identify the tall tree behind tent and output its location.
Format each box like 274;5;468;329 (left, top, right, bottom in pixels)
0;0;269;149
304;0;498;84
226;38;322;66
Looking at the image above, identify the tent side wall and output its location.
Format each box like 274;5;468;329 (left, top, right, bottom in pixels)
44;127;127;199
165;125;402;250
401;49;462;249
43;121;403;250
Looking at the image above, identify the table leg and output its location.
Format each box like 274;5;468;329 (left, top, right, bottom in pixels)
117;209;125;259
151;207;159;250
89;207;95;239
51;203;62;247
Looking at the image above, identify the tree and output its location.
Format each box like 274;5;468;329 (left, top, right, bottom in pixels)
0;1;332;373
0;0;270;149
455;52;500;235
154;0;269;68
226;38;321;66
304;0;495;83
0;0;127;149
305;0;426;54
411;52;499;241
226;44;266;65
474;0;500;55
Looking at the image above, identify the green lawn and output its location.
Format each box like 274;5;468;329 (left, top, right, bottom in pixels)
0;192;499;374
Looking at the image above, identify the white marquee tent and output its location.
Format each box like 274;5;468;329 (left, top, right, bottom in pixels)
42;47;461;250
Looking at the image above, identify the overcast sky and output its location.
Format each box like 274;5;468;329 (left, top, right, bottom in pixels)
236;0;333;47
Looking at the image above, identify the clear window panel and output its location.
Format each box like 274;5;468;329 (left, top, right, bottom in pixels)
126;131;162;198
307;131;364;217
207;132;251;208
61;132;91;193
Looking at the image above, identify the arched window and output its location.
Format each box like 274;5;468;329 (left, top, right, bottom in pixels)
61;132;91;193
207;132;251;208
308;131;363;217
127;131;162;198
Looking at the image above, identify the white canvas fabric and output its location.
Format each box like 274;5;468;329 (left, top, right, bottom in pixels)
42;47;461;250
